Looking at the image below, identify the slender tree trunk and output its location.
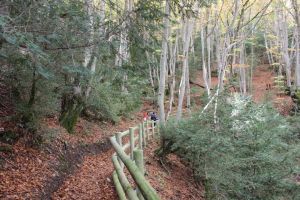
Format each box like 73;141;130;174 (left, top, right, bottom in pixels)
276;8;292;87
177;19;189;121
207;30;212;89
264;33;273;65
158;0;170;124
186;61;191;115
167;31;178;120
292;0;300;88
201;28;211;96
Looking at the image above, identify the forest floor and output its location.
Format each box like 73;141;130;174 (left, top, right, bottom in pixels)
0;64;293;200
0;101;203;199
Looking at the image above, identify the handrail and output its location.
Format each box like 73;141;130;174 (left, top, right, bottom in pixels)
110;120;160;200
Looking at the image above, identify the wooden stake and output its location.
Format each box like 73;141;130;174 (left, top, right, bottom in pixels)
129;127;135;159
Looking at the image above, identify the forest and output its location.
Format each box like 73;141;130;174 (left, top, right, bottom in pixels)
0;0;300;199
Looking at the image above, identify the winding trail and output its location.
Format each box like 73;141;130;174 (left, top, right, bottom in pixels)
49;119;143;200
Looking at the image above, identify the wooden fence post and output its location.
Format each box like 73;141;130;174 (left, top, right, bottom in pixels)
152;121;155;138
146;120;150;140
115;132;124;168
142;121;147;146
129;127;135;159
134;149;145;200
138;124;143;150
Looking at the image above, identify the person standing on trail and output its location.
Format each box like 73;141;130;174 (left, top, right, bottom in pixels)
150;112;158;126
143;112;148;121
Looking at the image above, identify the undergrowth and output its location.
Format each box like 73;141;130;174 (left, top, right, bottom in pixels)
159;94;300;200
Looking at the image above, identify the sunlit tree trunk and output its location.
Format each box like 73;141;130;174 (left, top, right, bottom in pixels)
264;33;273;65
158;0;170;124
176;7;196;120
167;31;179;120
292;0;300;88
201;28;211;96
207;28;212;90
276;8;292;87
239;41;247;94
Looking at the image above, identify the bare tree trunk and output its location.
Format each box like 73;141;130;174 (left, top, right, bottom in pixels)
83;0;94;71
276;7;292;87
207;29;212;90
167;31;179;120
264;33;273;65
186;61;191;115
176;16;194;121
158;0;170;124
292;0;300;88
239;41;247;94
201;28;211;96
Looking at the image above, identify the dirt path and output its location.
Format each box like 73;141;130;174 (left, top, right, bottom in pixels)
52;145;117;199
48;118;145;199
251;65;293;114
251;64;274;102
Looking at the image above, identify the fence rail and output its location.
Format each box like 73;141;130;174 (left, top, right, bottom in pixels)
110;120;160;200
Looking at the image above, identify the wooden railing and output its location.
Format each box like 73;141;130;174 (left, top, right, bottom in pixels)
110;120;160;200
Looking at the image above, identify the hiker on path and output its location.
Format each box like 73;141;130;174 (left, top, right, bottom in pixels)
143;112;148;121
150;112;158;126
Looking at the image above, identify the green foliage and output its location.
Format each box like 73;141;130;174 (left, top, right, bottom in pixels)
0;130;19;144
1;0;162;136
160;95;300;200
86;81;143;123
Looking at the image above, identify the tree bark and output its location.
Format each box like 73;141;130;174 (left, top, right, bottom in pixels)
158;0;170;124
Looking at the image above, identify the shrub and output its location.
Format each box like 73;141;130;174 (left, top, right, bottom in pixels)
160;94;300;200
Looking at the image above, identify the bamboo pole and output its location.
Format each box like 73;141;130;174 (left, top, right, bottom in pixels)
146;121;150;140
138;124;143;149
112;171;127;200
130;127;135;159
134;150;145;200
112;155;139;200
110;137;160;200
116;132;124;168
151;121;155;138
142;122;147;147
156;121;160;136
134;149;145;175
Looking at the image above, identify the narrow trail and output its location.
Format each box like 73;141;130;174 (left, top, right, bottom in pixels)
51;143;117;199
252;64;274;102
49;118;144;199
251;65;293;114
